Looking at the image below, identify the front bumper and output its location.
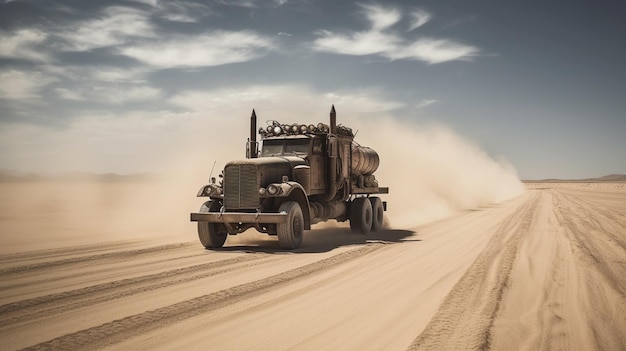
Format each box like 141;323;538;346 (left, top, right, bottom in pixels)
190;212;287;224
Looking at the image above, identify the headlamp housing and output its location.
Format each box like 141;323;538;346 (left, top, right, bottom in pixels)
267;184;280;196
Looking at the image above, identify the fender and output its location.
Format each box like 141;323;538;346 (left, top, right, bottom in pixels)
269;181;312;229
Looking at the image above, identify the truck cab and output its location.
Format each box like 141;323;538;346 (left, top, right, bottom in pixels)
260;135;327;193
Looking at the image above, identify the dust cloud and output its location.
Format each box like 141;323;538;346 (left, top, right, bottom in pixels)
0;87;524;251
348;117;525;228
134;113;525;237
164;110;524;231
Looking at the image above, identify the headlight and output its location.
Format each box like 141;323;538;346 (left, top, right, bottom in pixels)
316;123;329;133
204;186;213;196
267;184;279;195
259;187;266;195
197;185;215;197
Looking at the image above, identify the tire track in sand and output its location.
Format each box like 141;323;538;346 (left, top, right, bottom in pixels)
21;243;386;351
408;192;539;350
550;189;626;350
0;243;195;276
0;254;277;327
0;241;138;265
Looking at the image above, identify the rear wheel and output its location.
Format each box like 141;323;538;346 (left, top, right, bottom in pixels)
369;197;384;232
277;201;304;250
198;201;227;249
350;197;372;234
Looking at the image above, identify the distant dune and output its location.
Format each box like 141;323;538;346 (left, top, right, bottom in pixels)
524;174;626;183
591;174;626;182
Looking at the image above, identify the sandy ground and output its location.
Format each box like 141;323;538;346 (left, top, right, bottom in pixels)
0;182;625;350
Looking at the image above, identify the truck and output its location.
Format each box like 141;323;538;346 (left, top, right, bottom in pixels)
190;106;388;249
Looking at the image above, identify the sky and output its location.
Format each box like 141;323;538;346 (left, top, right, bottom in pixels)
0;0;625;179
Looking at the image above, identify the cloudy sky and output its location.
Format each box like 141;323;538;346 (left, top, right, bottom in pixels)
0;0;624;179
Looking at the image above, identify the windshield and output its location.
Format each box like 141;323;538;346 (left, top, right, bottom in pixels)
261;138;310;156
261;143;283;156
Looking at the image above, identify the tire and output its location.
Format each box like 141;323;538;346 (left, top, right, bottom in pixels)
197;201;227;249
369;197;384;232
350;197;372;234
277;201;304;250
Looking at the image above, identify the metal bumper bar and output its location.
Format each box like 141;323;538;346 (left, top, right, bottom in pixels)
190;212;288;223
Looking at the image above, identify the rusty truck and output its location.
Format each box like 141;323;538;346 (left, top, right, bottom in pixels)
190;106;388;249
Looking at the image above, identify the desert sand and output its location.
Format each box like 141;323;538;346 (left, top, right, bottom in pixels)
0;181;625;350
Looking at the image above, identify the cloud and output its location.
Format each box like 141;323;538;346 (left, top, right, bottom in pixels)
160;13;196;22
0;29;49;62
100;85;162;103
54;87;83;101
55;84;161;104
416;99;438;108
359;3;401;30
89;67;149;83
121;31;275;68
43;64;150;85
0;70;55;99
391;38;479;64
323;91;404;112
169;85;403;117
157;1;213;23
214;0;255;8
313;4;478;64
57;6;154;51
409;9;431;31
128;0;158;6
1;84;405;174
313;29;399;56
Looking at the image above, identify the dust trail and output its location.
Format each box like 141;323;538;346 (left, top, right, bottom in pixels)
171;111;524;230
348;117;525;228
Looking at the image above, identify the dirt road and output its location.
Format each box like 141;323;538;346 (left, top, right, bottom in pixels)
1;183;624;350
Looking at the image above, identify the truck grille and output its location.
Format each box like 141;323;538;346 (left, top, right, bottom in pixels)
224;164;259;209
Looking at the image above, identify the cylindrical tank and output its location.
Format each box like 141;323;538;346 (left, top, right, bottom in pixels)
309;201;348;222
351;144;380;176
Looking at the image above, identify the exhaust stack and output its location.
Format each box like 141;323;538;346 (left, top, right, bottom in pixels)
248;109;258;158
325;105;338;201
330;104;337;134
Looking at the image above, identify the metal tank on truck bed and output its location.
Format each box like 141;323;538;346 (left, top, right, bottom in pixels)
190;106;389;250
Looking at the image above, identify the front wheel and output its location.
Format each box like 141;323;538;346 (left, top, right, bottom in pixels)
197;201;228;249
277;201;304;250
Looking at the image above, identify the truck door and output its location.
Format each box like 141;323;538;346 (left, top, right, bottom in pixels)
308;137;327;193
